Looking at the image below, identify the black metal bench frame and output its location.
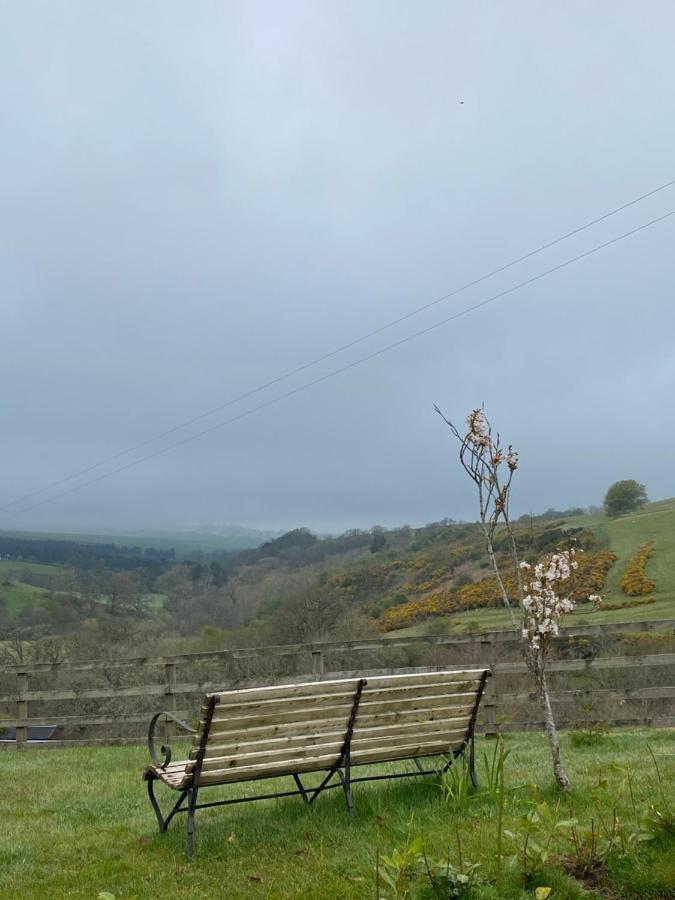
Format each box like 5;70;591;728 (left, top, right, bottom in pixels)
144;670;489;857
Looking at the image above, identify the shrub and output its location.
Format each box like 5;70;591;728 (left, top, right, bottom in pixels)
602;596;656;610
619;542;655;595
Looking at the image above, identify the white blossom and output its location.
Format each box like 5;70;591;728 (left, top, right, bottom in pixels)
519;548;601;653
466;408;491;448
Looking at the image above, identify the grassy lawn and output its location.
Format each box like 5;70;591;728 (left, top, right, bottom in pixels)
2;729;673;898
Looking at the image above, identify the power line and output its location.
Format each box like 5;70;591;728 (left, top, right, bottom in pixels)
5;207;673;521
1;177;674;515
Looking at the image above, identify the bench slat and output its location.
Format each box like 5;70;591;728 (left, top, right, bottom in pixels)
209;669;486;704
191;712;474;761
206;680;480;720
195;733;469;785
191;719;472;774
351;737;465;765
193;724;471;774
202;694;476;733
201;702;475;746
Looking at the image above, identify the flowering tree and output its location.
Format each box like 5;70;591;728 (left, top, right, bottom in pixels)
434;406;519;627
437;406;602;792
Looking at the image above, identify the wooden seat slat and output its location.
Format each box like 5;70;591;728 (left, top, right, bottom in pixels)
205;680;481;719
198;741;345;772
195;734;468;786
193;725;470;774
208;669;487;704
191;712;475;761
201;702;475;746
201;694;476;733
197;751;345;785
351;738;465;766
349;701;475;727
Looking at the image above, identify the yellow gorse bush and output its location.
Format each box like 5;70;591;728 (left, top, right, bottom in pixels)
377;550;615;632
619;541;655;595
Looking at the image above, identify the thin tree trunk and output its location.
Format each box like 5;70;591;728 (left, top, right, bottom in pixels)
480;521;517;627
504;517;525;611
532;651;571;792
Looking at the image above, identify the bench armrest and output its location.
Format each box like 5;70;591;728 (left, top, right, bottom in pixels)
147;710;197;769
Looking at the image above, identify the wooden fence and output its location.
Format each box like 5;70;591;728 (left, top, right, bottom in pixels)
1;618;673;749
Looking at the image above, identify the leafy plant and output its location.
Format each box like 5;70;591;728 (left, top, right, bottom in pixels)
504;793;577;880
641;745;674;838
440;756;473;814
566;808;624;878
569;724;609;747
481;737;512;803
376;814;481;899
422;852;480;898
376;815;424;898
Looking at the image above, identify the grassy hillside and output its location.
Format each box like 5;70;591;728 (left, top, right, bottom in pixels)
387;498;675;636
564;497;675;604
0;561;62;614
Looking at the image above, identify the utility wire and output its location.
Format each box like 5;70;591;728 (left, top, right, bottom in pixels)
1;177;674;514
5;208;673;521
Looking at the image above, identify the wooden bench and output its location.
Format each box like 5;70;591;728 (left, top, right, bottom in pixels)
143;667;490;856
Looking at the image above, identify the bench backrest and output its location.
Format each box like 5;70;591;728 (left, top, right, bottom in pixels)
182;668;489;787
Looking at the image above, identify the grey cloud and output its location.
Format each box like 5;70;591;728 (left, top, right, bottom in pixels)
1;1;674;535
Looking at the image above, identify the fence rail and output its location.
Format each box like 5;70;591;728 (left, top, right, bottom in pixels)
1;619;673;749
2;618;671;676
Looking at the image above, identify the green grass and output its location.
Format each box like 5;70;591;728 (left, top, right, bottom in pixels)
2;729;673;898
0;560;66;614
0;560;64;576
0;580;49;615
564;497;675;607
387;593;675;637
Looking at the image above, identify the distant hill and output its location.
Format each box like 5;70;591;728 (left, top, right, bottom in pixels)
0;524;278;555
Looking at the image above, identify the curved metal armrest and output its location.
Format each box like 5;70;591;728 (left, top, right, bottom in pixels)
147;710;197;768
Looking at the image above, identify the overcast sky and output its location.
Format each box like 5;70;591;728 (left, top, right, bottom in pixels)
1;1;674;536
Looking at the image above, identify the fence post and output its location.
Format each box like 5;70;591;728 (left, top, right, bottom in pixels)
312;650;324;682
16;671;29;750
164;662;176;743
480;639;498;739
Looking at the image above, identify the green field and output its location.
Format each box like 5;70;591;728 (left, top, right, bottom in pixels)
0;560;64;614
0;559;64;577
2;730;672;898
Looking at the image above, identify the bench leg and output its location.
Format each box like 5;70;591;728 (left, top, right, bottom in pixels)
468;736;478;789
147;779;188;834
293;774;309;804
186;788;199;859
337;767;355;816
